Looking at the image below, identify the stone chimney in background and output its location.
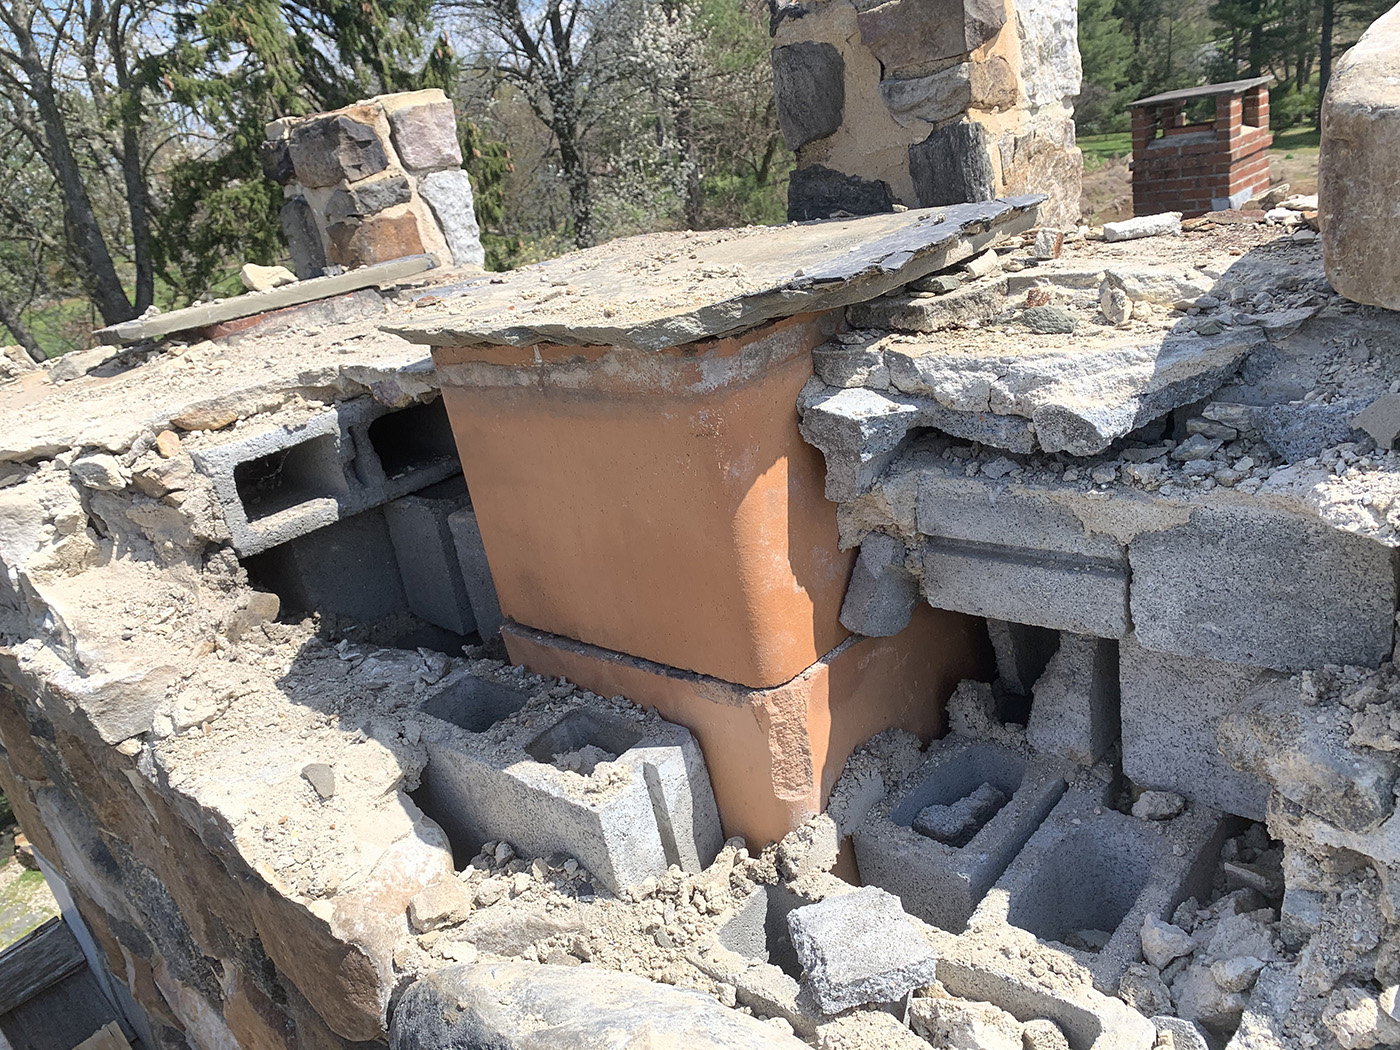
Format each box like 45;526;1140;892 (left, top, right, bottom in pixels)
261;89;486;278
770;0;1083;228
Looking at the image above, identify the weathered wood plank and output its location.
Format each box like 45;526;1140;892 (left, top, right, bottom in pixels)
93;254;438;346
0;918;85;1015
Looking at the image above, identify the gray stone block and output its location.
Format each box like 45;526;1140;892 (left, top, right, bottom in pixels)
446;507;504;640
416;700;722;895
973;787;1231;992
879;65;973;127
248;506;410;622
986;619;1060;696
772;43;845;150
281;196;327;280
852;738;1071;932
798;385;923;501
1027;634;1120;766
325;174;412;223
288;114;389;188
786;887;939;1013
190;396;463;556
385;480;476;636
839;532;918;637
1119;638;1270;820
419;170;485;268
909;121;997;208
787;165;893;222
1128;506;1397;671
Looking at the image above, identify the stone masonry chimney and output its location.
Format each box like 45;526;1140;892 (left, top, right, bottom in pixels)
770;0;1083;228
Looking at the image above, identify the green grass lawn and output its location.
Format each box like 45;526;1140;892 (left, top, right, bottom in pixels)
1078;131;1134;166
1272;125;1321;154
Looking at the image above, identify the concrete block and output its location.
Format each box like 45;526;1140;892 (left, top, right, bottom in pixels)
190;396;463;556
1026;634;1120;766
1319;3;1400;310
986;619;1060;696
419;170;486;268
972;788;1231;992
1128;506;1396;671
931;948;1157;1050
415;697;723;894
839;532;918;637
446;507;504;640
798;385;923;501
787;887;939;1013
385;479;476;636
852;738;1071;932
247;506;410;622
695;885;830;1036
918;538;1129;638
1119;638;1270;820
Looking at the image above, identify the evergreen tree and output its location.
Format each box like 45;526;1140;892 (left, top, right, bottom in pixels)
1077;0;1138;132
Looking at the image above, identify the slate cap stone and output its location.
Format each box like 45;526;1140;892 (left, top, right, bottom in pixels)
787;886;939;1013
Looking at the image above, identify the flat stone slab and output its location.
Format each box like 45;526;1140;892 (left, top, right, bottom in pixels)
94;254;437;345
385;197;1043;351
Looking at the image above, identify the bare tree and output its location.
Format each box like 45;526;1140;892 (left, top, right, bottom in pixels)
441;0;602;247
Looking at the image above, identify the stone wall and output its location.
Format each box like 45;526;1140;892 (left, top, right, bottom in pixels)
263;90;485;278
771;0;1082;228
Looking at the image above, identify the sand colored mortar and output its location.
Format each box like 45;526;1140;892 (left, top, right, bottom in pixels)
433;312;855;689
502;604;992;847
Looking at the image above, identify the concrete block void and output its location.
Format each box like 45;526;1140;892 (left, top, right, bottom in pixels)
234;433;347;521
366;398;458;480
419;672;530;733
853;740;1071;933
977;789;1233;992
526;710;645;775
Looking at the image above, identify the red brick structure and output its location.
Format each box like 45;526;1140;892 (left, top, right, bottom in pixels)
1129;77;1273;217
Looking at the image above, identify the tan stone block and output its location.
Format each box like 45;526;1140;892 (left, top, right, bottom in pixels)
0;685;49;780
326;208;426;268
1320;3;1400;309
224;969;295;1050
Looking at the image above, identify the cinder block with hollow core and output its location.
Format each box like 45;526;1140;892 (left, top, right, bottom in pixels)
415;692;722;895
852;738;1072;933
970;786;1233;992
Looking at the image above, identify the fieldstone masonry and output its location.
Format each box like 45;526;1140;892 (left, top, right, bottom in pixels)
264;89;485;277
771;0;1083;226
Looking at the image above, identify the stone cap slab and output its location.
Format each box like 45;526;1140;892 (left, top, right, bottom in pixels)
384;196;1043;351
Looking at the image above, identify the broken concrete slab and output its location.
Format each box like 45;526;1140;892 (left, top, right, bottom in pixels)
94;255;436;346
786;887;939;1013
385;197;1043;351
1103;213;1182;242
1319;2;1400;311
852;738;1071;932
880;329;1261;456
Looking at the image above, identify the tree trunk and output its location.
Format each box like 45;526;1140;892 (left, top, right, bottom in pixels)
4;0;134;325
1247;0;1264;76
675;70;702;230
556;124;594;248
111;12;154;312
1317;0;1335;128
0;298;45;362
